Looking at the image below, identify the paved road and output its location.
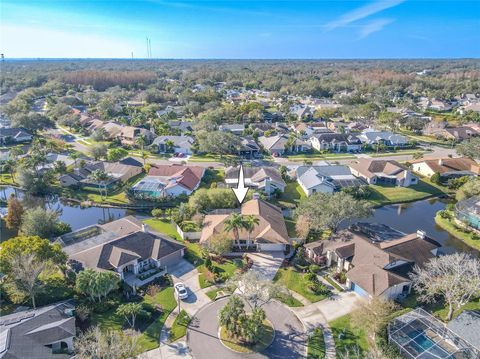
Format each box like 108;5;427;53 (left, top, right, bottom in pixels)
188;298;307;359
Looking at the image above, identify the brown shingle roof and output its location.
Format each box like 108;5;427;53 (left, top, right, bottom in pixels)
200;199;289;244
148;165;204;191
411;157;480;175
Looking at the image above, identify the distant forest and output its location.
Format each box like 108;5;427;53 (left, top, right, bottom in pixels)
1;59;479;100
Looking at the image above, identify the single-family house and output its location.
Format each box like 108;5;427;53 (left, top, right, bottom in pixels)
291;122;329;137
0;301;76;358
258;134;311;156
290;105;313;120
118;126;155;146
411;157;480;179
304;223;441;299
440;126;479;141
310;133;362;152
219;123;245;135
357;129;408;147
238;137;260;158
59;161;143;188
131;164;204;199
168;120;193;133
0;127;32;145
64;216;185;287
151;135;194;155
225;166;286;195
200;195;290;252
101;122;124;138
296;165;365;196
349;158;418;187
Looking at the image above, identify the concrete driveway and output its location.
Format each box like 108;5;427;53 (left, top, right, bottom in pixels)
292;291;363;330
169;260;211;316
248;252;285;281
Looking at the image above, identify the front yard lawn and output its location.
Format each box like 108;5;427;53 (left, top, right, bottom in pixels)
286;152;356;161
307;327;326;359
91;286;177;352
368;179;448;206
329;314;369;357
198;257;245;289
273;267;329;303
169;310;191;342
285;218;298;238
434;212;480;251
189;154;238;163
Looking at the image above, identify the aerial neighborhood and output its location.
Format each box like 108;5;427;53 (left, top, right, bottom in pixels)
1;59;480;359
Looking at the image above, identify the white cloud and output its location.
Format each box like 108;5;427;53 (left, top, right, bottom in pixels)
325;0;406;31
359;18;394;38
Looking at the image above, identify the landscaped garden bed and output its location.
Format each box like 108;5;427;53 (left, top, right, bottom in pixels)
219;320;274;353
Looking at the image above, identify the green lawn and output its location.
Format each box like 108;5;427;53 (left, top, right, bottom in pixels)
323;275;344;292
285;218;298;238
286;153;356;161
219;320;274;353
275;292;304;307
368;179;448;206
169;310;191;342
189;154;238;163
435;212;480;251
144;218;182;240
273;267;329;303
329;314;369;357
307;327;326;359
369;149;430;158
206;287;224;301
198;258;244;289
199;168;225;189
0;173;16;186
91;287;177;352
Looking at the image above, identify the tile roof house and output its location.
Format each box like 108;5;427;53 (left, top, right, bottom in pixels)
304;223;441;299
0;301;75;359
258;134;311;156
296;165;365;196
131;164;205;199
225;166;286;195
349;158;418;187
59;161;143;188
64;216;185;287
411;157;480;179
151;136;194;155
200;196;290;252
0;127;32;145
310;133;362;152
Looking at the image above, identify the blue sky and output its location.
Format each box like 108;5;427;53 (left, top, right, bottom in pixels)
1;0;479;58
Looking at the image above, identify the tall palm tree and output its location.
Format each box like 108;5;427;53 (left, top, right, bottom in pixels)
88;169;111;200
135;134;147;150
139;150;149;165
243;215;260;249
224;213;247;247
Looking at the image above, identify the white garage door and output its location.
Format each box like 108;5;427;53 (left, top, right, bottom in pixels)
258;243;285;252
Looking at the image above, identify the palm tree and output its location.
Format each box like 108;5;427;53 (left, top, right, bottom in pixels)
135;134;147;150
224;213;247;247
88;169;111;200
70;152;80;168
243;215;260;249
4;159;17;183
139;150;149;165
165;139;175;153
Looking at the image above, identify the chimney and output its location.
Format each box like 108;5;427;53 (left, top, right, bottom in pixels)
438;158;443;166
252;192;260;200
417;230;426;239
142;224;149;233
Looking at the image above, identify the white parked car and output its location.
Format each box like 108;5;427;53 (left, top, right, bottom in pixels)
174;282;189;300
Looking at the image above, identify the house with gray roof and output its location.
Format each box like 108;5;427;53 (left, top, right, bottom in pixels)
225;166;286;195
0;301;75;359
447;310;480;351
219;123;245;135
64;216;185;288
0;128;32;145
357;129;408;147
310;133;362;152
151;135;194;155
296;165;365;196
258;134;311;156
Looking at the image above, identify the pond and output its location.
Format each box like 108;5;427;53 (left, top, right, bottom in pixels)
343;197;476;255
0;186;133;241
